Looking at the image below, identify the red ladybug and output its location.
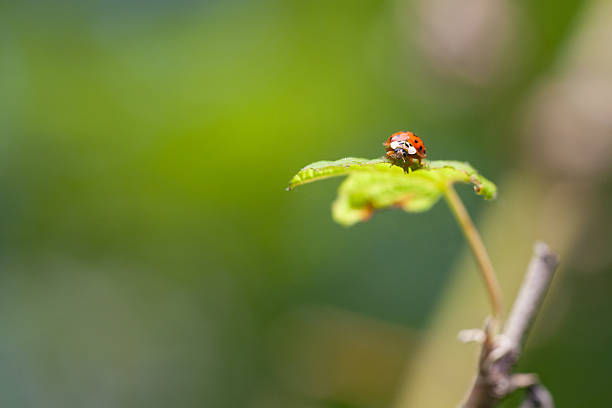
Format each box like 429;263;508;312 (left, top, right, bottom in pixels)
383;131;427;170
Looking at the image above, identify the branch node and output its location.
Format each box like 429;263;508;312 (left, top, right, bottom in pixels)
460;242;559;408
458;329;486;344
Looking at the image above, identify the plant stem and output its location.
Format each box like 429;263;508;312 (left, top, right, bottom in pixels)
444;183;503;322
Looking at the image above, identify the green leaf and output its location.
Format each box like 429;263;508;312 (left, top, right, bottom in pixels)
286;157;388;191
288;158;497;226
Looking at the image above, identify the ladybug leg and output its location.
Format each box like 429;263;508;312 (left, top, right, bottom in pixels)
403;158;412;174
385;151;395;167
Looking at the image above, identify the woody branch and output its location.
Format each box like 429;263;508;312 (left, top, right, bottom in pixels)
460;242;559;408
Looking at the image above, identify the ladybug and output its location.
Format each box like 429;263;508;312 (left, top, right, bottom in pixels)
383;131;427;170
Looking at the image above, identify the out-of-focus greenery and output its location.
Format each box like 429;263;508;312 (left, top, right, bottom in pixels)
1;0;610;407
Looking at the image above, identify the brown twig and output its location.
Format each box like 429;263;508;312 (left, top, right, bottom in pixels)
460;242;560;408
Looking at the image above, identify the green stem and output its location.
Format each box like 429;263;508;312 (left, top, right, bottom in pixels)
444;183;503;322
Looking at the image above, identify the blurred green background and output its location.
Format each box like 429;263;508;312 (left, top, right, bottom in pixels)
1;0;611;407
